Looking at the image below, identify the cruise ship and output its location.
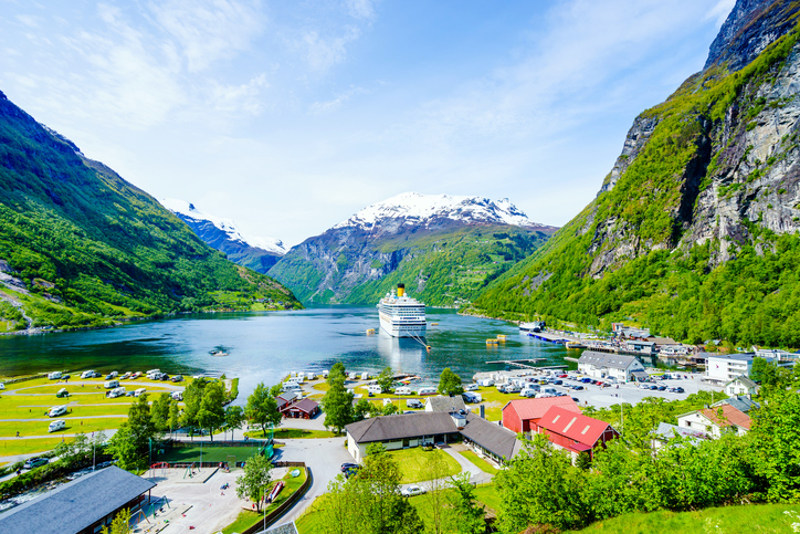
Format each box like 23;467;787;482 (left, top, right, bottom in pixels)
377;284;426;338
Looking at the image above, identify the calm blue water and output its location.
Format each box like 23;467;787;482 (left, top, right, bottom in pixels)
0;307;571;397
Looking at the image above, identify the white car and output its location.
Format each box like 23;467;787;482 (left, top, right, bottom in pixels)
464;384;479;391
400;484;425;497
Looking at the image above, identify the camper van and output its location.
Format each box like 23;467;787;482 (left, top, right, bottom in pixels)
394;386;411;395
360;372;370;380
47;371;62;380
476;378;494;387
462;392;482;403
104;380;119;389
47;405;67;417
416;387;436;396
134;388;147;397
48;419;66;433
81;370;96;379
367;384;383;395
56;388;69;398
108;387;126;399
171;391;183;401
406;399;423;409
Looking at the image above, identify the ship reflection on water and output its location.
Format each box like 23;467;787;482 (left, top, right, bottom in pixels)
376;331;425;374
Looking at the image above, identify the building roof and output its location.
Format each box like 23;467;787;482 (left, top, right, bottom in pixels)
537;406;616;448
707;353;754;362
287;398;318;414
578;351;641;371
460;413;521;460
425;395;466;413
276;392;299;409
502;397;580;422
346;412;456;443
652;422;708;445
0;466;155;534
712;396;760;414
699;404;751;431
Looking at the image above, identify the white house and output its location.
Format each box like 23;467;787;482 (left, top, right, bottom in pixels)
577;351;645;382
705;353;753;384
676;404;751;438
724;376;758;397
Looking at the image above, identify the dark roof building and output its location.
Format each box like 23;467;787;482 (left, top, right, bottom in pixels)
424;395;466;413
283;398;320;419
460;413;521;462
0;466;156;534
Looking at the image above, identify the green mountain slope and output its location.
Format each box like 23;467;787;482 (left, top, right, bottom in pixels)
472;5;800;347
0;91;300;332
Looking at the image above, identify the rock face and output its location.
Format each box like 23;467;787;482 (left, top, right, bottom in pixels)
163;199;286;273
474;0;800;346
268;193;556;305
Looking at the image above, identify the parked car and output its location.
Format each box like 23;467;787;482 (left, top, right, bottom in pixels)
170;375;184;382
340;463;359;472
401;484;426;497
23;457;49;469
464;384;479;391
105;371;118;380
56;388;69;398
406;399;423;409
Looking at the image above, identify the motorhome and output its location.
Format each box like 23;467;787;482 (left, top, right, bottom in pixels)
47;406;67;417
367;384;383;395
47;371;62;380
80;370;95;379
48;420;65;432
416;387;436;396
134;388;147;397
462;392;483;403
476;378;494;387
394;386;412;395
108;387;126;398
361;372;370;380
104;380;119;389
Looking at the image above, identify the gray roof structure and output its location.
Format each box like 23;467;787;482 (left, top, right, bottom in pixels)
265;522;299;534
713;395;760;414
0;466;155;534
460;413;522;460
578;351;641;371
652;422;708;446
346;412;456;443
425;395;466;413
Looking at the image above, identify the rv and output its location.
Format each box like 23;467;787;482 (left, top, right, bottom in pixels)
367;384;383;395
476;378;494;387
56;388;69;398
394;386;412;395
462;392;482;403
80;370;96;379
171;391;183;401
47;406;67;417
361;372;370;380
416;387;436;396
104;380;119;389
47;371;62;380
406;399;423;409
134;388;147;397
48;419;66;433
108;387;126;399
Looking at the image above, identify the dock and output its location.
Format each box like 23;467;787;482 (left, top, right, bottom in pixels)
486;358;556;370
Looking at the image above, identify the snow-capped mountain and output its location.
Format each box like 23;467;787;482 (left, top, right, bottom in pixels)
269;192;557;305
162;199;286;273
334;192;545;231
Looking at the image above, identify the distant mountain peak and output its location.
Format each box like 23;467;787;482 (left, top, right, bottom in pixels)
333;192;547;231
162;198;287;255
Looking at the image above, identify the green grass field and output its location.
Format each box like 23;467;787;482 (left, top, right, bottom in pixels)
385;448;462;483
0;437;75;456
156;444;265;464
244;428;336;440
221;468;308;534
567;504;800;533
459;449;500;475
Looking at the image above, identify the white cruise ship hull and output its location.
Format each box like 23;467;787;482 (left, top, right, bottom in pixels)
379;311;426;338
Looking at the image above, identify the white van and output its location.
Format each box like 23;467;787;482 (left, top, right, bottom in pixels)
108;387;126;398
462;392;482;403
361;372;370;380
476;378;494;387
394;386;411;395
322;370;329;378
367;384;383;395
81;370;96;379
48;405;67;417
48;371;62;380
171;391;183;401
417;387;436;396
134;388;147;397
48;419;66;433
406;399;423;408
104;380;119;389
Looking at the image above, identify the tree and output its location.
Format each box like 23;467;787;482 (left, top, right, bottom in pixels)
127;394;155;460
437;367;463;396
353;398;373;421
101;508;131;534
381;401;398;416
168;399;180;437
752;388;800;501
181;378;207;432
377;366;394;393
224;405;245;440
197;380;226;441
245;382;282;437
322;370;354;434
150;393;172;433
236;453;273;512
107;425;140;471
448;473;485;534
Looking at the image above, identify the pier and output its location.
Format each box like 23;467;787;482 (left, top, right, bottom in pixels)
485;358;569;370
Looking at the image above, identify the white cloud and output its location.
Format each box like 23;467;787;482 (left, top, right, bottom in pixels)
706;0;736;27
210;73;270;115
345;0;376;21
302;26;361;73
147;0;266;73
309;85;367;114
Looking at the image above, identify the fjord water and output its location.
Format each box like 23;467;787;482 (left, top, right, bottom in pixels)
0;307;570;397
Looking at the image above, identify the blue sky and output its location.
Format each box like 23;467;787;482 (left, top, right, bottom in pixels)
0;0;734;246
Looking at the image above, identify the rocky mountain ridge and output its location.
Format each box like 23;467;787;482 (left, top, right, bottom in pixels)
269;193;556;305
163;199;286;273
473;0;800;347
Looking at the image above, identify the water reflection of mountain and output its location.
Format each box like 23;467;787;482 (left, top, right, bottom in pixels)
376;332;425;374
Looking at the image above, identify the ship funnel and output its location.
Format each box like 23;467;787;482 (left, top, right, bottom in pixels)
397;283;405;297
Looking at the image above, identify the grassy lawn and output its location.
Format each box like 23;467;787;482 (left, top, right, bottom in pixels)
566;504;800;533
0;437;74;456
221;468;308;534
473;483;502;514
386;448;462;483
244;428;336;440
156;444;265;463
459;450;500;475
0;417;128;437
295;494;328;534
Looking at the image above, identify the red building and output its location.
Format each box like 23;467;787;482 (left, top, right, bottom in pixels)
283;398;320;419
502;397;581;434
536;406;619;460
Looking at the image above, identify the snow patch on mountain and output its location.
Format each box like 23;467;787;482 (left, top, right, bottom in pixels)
162;198;287;255
333;192;542;230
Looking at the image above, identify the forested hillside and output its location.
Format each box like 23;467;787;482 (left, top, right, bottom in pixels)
473;1;800;347
0;91;300;332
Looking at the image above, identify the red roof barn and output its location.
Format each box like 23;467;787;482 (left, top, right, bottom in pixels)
502;397;581;434
536;406;619;459
283;398;320;419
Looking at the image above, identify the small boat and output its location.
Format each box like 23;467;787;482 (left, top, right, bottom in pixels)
486;338;499;345
266;480;285;503
566;341;586;349
209;350;229;357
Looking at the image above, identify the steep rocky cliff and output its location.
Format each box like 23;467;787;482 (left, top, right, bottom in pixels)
474;0;800;347
269;193;556;305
